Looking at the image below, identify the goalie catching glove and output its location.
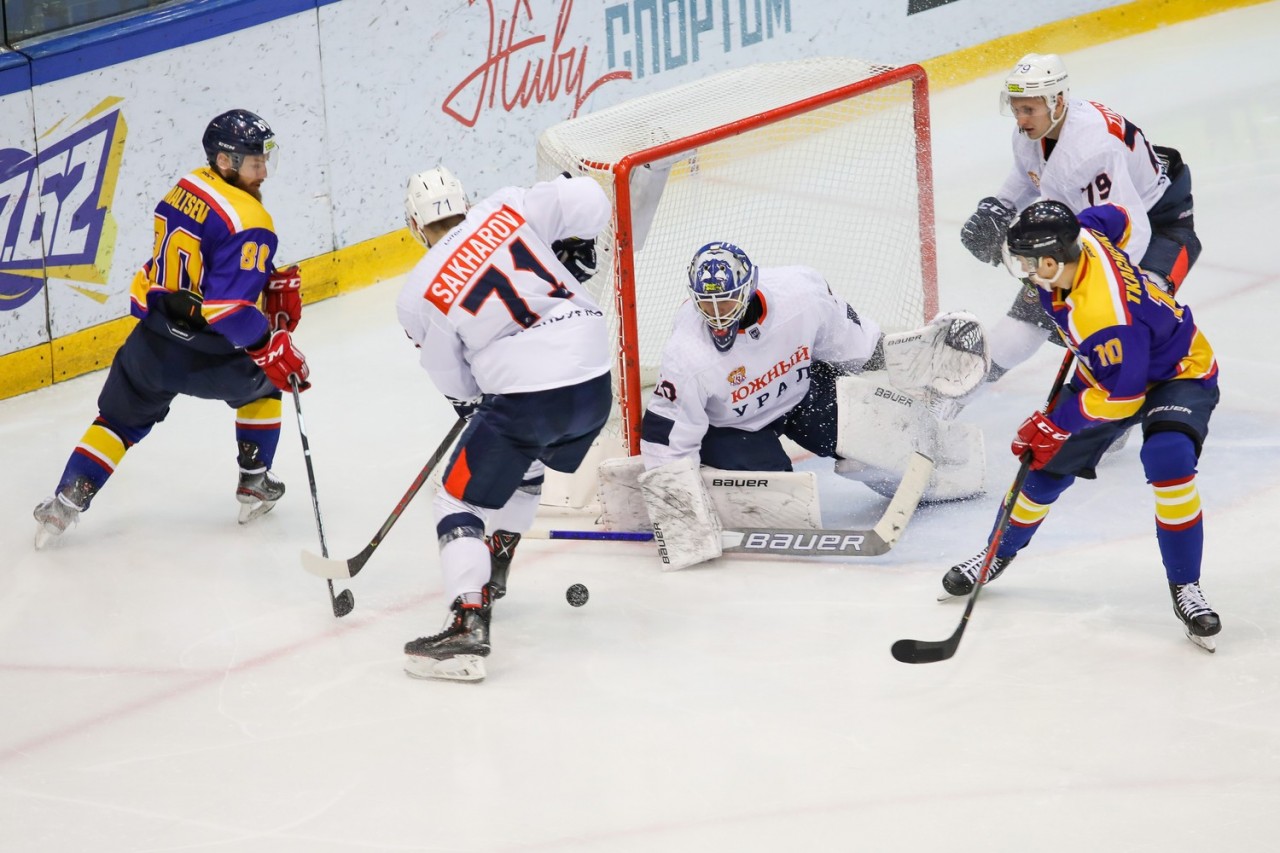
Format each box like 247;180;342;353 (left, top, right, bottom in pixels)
882;311;990;401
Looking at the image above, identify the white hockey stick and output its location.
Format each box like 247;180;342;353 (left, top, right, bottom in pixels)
526;452;934;558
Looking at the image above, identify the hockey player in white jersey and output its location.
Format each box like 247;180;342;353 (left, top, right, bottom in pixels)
634;242;990;568
395;166;612;681
961;53;1200;382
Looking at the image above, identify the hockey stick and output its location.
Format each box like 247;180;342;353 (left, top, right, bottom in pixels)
891;351;1075;664
289;377;355;618
300;417;466;581
524;451;935;558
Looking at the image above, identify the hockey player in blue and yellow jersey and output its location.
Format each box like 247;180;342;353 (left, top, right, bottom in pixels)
940;200;1222;651
33;110;312;547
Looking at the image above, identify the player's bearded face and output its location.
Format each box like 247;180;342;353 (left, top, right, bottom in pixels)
232;154;269;201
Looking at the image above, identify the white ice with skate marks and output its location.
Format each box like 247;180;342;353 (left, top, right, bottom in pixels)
2;7;1280;850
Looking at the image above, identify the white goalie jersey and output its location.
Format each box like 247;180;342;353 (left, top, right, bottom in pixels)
396;176;612;399
640;265;881;470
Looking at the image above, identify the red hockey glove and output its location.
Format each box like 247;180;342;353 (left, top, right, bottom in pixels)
1011;410;1071;470
248;329;311;392
263;264;302;332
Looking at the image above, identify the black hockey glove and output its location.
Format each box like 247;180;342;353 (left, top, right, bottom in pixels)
447;396;482;421
961;197;1018;266
552;237;598;284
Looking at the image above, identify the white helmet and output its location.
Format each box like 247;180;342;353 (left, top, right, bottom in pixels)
1000;53;1069;138
405;166;469;247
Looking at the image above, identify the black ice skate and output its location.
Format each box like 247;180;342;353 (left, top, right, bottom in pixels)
404;596;492;682
485;530;521;600
236;440;285;523
1169;581;1221;653
939;550;1015;600
33;475;98;549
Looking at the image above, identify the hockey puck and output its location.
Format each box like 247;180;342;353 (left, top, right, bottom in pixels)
566;583;589;607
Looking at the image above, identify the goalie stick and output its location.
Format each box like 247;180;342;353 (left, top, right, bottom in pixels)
300;418;466;582
524;451;934;558
890;351;1075;664
290;377;354;618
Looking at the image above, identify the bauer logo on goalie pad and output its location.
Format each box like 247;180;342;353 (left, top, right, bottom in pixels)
710;478;770;488
740;532;867;553
652;522;671;565
874;387;915;407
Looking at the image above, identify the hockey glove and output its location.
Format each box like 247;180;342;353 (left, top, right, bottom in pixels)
263;264;303;332
248;329;311;392
552;237;598;284
447;395;482;421
961;197;1018;266
1011;410;1070;470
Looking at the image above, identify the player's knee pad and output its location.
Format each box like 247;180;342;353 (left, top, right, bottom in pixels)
434;489;486;545
1140;429;1198;484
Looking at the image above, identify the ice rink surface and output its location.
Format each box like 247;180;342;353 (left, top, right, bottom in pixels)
3;5;1279;850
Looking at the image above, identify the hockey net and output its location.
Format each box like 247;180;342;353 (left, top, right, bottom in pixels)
536;57;937;506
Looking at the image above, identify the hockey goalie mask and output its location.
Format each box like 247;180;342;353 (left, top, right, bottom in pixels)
688;241;758;353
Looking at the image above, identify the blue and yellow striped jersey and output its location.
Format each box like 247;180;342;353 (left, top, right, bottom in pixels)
1039;204;1217;434
128;166;277;348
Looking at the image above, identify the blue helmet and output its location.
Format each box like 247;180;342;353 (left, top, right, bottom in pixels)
687;241;758;353
202;109;276;169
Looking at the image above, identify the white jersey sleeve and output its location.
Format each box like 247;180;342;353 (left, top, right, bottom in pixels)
995;158;1039;212
395;176;613;397
639;265;880;470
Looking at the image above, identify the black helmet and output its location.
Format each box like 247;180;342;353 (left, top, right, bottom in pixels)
202;109;275;168
1006;200;1081;264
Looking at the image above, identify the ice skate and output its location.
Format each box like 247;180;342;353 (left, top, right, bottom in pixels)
485;530;521;600
236;440;285;523
404;596;492;682
939;550;1015;600
1169;581;1220;653
33;476;97;549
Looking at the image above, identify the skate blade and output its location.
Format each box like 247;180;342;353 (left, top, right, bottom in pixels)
404;654;487;682
1186;631;1216;654
237;499;278;524
937;588;966;602
33;524;61;550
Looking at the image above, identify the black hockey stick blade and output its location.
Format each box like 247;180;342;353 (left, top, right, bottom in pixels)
891;352;1076;664
890;593;979;664
331;585;355;617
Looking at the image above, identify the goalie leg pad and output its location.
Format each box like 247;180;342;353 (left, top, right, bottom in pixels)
835;375;985;502
638;457;722;570
836;374;936;473
599;456;823;532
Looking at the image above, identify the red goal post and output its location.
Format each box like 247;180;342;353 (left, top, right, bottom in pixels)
537;57;938;458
